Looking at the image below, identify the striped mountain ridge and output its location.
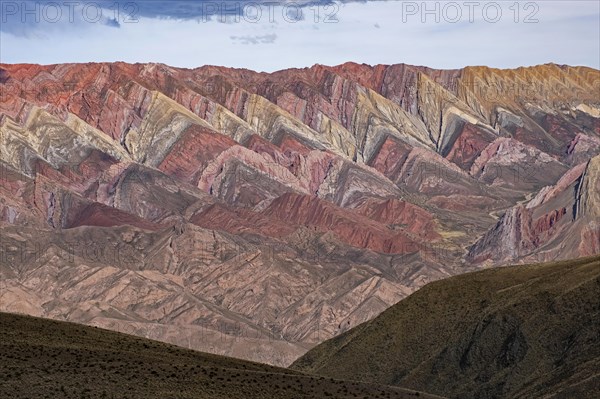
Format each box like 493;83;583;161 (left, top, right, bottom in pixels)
0;61;598;366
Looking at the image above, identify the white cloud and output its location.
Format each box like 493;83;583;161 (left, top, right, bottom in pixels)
1;1;598;71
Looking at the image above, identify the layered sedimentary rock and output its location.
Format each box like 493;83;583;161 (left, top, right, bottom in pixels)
467;156;600;264
1;61;599;366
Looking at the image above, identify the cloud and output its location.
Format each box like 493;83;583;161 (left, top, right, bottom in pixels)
127;0;357;21
1;1;598;72
231;33;278;44
105;18;121;28
0;0;123;36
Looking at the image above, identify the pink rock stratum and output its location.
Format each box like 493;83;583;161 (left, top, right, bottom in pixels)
0;62;599;366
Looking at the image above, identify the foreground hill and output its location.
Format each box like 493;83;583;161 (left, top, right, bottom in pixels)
292;256;600;399
0;312;440;399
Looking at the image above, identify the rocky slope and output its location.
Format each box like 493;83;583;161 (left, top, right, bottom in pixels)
0;61;599;366
467;155;600;264
0;312;442;399
292;256;600;399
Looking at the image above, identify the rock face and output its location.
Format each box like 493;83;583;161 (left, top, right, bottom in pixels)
1;61;599;366
467;156;600;264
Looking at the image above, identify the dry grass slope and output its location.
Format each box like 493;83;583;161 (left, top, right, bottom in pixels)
291;256;600;399
0;312;442;399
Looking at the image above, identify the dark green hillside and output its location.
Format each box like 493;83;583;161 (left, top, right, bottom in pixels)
0;312;442;399
292;256;600;399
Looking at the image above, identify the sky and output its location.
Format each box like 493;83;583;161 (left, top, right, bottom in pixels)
1;0;599;71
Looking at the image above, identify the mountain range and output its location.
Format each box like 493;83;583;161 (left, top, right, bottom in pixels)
0;61;599;366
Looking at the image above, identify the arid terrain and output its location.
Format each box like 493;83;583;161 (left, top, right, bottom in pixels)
0;312;441;399
1;256;597;399
1;62;599;366
292;255;600;399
